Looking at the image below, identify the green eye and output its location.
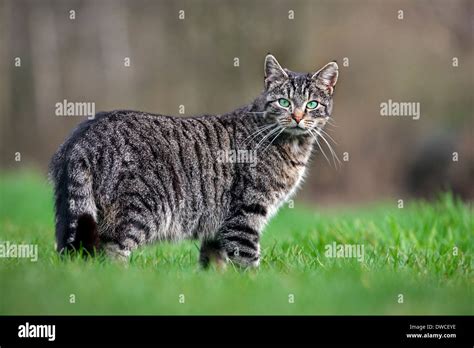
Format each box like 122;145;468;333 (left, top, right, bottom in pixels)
306;101;318;109
278;98;290;108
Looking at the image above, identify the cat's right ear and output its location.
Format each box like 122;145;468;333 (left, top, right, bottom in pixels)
264;54;288;88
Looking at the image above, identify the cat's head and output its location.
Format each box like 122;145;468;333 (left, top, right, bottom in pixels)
261;54;338;135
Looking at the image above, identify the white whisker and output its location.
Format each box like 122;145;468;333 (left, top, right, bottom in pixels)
308;129;331;165
326;119;339;128
318;128;338;145
242;123;276;145
255;126;282;150
317;130;341;168
262;127;285;153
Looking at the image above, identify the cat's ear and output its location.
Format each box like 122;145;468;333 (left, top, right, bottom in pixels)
312;61;338;95
264;54;288;88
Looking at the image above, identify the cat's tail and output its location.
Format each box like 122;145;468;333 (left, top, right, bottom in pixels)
49;142;99;255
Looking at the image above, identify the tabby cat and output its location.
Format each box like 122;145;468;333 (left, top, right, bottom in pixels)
49;54;339;268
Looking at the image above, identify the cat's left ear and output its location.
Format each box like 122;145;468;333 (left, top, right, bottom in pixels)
312;61;339;95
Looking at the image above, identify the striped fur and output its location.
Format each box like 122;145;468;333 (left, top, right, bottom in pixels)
49;54;339;267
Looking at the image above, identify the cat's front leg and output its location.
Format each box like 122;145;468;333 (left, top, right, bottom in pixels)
202;211;265;268
199;239;228;269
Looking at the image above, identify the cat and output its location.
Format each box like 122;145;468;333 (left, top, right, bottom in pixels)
49;54;339;268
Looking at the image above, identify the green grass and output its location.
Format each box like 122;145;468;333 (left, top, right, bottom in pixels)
0;171;472;315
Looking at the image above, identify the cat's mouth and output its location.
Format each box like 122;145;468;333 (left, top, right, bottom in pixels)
284;126;309;135
281;117;313;132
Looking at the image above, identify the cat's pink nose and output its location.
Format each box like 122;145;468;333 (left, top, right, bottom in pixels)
292;109;304;123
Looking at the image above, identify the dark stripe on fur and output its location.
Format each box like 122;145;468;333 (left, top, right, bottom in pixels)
240;204;267;216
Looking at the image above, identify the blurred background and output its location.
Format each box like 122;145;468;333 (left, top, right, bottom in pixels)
1;0;473;206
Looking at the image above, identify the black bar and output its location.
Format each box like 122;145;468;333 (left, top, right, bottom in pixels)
0;316;472;346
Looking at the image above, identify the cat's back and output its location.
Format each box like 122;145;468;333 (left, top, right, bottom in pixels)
49;110;173;180
49;109;237;182
53;109;179;151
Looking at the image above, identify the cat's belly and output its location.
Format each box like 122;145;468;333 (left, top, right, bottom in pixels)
158;205;225;242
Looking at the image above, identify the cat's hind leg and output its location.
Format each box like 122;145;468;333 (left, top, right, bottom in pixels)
100;198;155;262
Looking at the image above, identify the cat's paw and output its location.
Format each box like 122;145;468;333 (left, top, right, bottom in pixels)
199;244;228;270
102;243;131;263
227;251;260;269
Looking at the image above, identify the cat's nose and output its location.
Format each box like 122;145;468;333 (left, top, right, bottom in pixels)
291;109;304;123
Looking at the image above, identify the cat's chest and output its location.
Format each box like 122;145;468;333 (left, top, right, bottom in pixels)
278;140;312;183
263;162;308;220
266;140;313;203
277;160;308;198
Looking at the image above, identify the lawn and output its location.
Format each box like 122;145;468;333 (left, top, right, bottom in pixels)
0;171;472;315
